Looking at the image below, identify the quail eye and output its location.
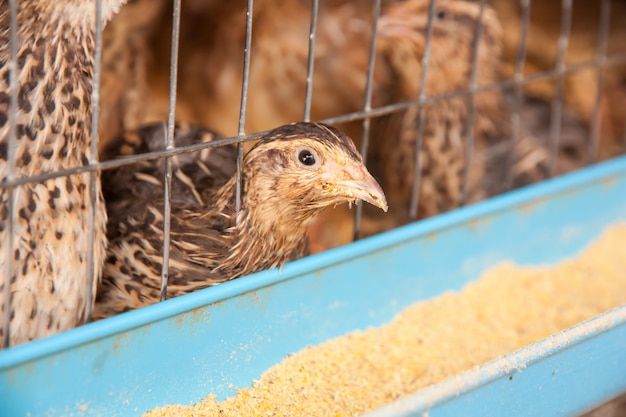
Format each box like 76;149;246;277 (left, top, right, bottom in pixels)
298;149;317;166
436;9;446;20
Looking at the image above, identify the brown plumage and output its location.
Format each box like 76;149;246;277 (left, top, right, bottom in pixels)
365;0;508;230
0;0;127;347
490;0;626;157
99;0;167;152
94;122;387;319
93;0;389;253
109;0;395;143
100;122;234;220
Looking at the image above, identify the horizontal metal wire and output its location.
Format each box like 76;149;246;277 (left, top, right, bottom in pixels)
0;131;266;187
3;0;625;346
1;50;624;194
322;52;626;126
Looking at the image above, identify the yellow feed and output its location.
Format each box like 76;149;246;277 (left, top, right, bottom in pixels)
144;223;626;417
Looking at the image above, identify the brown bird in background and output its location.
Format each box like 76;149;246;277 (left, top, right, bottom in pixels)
99;0;168;152
94;122;387;319
141;0;388;138
0;0;127;347
489;0;626;160
364;0;508;232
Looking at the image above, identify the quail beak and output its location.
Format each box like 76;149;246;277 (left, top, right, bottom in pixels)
333;165;388;213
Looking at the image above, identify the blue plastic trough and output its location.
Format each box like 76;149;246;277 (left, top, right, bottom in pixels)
1;156;626;417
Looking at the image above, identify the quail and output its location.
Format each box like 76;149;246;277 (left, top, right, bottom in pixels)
94;122;387;319
0;0;128;347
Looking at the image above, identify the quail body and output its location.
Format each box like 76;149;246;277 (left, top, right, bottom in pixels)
118;0;391;141
94;122;387;319
0;0;127;347
490;0;626;155
366;0;507;230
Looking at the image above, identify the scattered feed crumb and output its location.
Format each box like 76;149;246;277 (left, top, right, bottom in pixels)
143;223;626;417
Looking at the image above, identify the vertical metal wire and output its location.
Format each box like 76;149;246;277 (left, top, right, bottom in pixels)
2;0;19;349
84;0;103;323
504;0;531;190
587;0;611;164
159;0;182;302
408;0;437;221
547;0;573;177
353;0;381;241
235;0;254;215
459;0;486;206
303;0;319;122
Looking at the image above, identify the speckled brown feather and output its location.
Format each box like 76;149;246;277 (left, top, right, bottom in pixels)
94;122;387;319
365;0;508;230
0;0;127;347
101;122;235;235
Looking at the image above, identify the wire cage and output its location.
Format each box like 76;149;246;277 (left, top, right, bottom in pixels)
1;0;626;415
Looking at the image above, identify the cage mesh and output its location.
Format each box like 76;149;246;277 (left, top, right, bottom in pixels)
1;0;625;348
